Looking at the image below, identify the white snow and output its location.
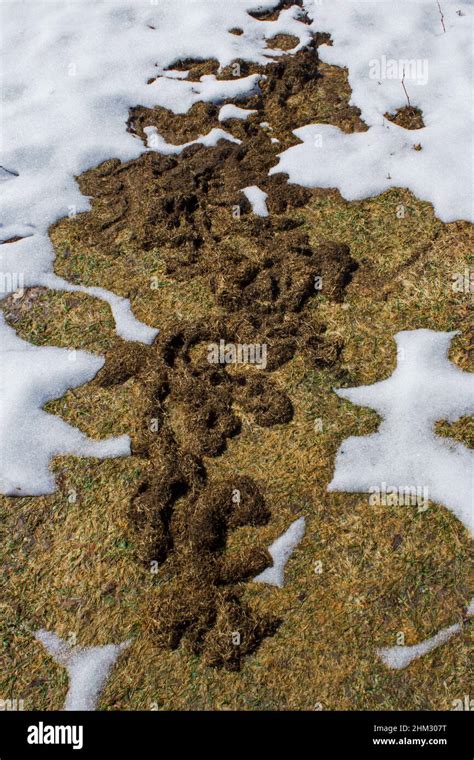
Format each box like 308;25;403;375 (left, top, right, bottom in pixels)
144;125;241;154
0;315;130;496
35;630;129;711
242;185;269;217
254;517;306;587
270;0;474;222
328;330;474;537
218;104;257;122
148;72;263;114
377;598;474;669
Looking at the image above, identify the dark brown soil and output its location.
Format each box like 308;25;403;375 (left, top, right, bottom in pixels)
145;474;278;670
248;0;308;23
77;38;359;670
0;235;25;245
385;106;425;130
267;34;300;51
132;36;365;150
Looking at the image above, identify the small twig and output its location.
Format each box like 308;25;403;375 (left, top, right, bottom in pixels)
437;1;446;33
401;67;412;109
0;164;19;177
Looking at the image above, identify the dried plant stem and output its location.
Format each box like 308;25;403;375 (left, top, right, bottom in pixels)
437;1;446;33
401;67;412;109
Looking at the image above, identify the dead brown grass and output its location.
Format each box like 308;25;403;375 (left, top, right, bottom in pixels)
0;30;472;711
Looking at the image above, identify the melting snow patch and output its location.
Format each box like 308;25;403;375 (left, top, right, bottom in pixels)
271;0;474;222
377;624;461;670
242;185;269;217
144;126;240;154
377;600;473;669
218;104;257;121
35;630;129;711
148;73;263;114
0;315;130;496
254;517;306;587
328;330;474;537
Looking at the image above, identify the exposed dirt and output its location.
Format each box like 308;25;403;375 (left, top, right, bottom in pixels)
60;38;358;670
0;235;25;245
141;472;278;670
134;38;365;149
267;34;301;51
248;0;310;23
92;232;354;668
385;106;425;130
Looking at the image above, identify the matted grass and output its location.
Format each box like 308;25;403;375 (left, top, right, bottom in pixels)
0;44;472;710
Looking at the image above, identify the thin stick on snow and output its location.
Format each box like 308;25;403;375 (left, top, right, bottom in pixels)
437;2;446;33
401;67;412;110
